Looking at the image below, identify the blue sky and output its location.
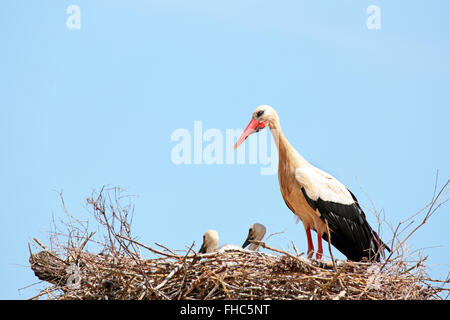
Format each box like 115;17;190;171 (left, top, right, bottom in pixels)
0;1;449;299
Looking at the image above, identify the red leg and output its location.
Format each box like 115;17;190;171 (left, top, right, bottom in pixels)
305;226;314;258
316;232;323;260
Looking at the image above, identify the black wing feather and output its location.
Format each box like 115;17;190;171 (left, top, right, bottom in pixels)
301;187;388;262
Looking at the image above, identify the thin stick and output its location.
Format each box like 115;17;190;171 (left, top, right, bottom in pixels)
155;242;178;257
291;240;301;256
325;220;337;272
320;264;347;292
116;235;180;260
33;238;47;250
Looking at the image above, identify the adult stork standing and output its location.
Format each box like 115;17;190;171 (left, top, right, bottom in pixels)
234;105;389;262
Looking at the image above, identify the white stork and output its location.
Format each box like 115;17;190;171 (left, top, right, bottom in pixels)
198;230;219;253
234;105;389;262
242;223;266;251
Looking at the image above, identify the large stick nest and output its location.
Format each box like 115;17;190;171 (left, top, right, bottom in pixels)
28;186;449;300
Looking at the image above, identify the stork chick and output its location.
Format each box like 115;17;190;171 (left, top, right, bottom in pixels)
198;230;219;253
242;223;267;251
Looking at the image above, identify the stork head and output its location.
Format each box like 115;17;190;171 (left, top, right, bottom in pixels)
234;105;276;149
242;223;266;250
199;230;219;253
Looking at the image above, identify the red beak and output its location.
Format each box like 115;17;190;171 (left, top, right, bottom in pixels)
234;119;268;149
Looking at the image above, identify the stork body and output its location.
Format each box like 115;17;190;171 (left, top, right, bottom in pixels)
234;106;389;262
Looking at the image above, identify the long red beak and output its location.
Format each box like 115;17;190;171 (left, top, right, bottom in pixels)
234;119;266;149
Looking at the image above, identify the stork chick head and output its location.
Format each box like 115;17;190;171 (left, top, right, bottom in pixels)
242;223;267;250
199;229;219;253
234;105;276;149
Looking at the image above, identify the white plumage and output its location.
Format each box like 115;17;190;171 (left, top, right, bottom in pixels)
295;166;354;205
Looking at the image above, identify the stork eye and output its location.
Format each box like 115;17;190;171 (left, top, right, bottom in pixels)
256;110;264;117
